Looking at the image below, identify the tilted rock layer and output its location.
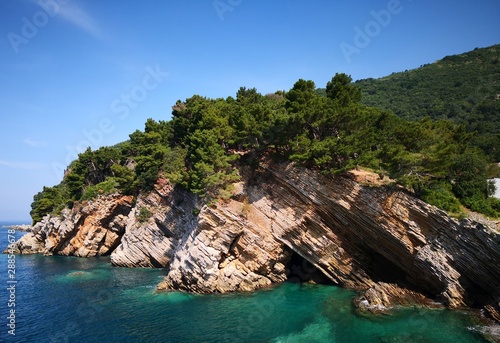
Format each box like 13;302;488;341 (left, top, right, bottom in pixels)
10;162;500;320
110;179;197;268
10;194;133;257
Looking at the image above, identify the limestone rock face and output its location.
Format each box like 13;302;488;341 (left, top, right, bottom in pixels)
243;163;500;311
9;194;133;257
158;162;500;318
157;201;289;293
110;180;197;268
8;162;500;321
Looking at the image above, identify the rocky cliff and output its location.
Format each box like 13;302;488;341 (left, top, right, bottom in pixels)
9;161;500;321
10;194;133;257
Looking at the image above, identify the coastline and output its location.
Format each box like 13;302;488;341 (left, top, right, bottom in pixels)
1;224;32;232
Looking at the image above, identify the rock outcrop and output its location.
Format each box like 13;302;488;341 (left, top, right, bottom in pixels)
157;194;291;293
8;161;500;321
9;194;133;257
6;224;32;232
353;282;441;314
159;161;500;320
110;179;197;268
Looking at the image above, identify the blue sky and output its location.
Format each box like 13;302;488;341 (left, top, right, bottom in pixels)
0;0;499;221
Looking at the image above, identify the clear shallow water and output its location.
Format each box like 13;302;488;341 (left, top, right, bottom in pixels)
0;222;492;343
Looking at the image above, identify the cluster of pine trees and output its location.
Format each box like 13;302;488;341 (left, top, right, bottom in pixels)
30;73;500;224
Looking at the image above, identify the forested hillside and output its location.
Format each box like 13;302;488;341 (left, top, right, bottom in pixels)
354;44;500;161
30;73;500;224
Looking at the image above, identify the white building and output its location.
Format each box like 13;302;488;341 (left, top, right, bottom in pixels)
491;178;500;199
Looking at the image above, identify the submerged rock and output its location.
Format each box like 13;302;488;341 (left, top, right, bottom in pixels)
354;282;442;314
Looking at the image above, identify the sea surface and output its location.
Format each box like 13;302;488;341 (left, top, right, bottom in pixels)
0;221;495;343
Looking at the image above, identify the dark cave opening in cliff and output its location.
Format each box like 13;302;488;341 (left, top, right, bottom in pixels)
285;251;334;285
365;249;409;284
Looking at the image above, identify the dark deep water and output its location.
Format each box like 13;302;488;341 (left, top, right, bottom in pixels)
0;221;496;342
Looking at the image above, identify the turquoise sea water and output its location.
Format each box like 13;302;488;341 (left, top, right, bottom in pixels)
0;221;494;342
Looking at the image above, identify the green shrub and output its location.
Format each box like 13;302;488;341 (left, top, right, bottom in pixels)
456;211;468;221
488;197;500;215
462;195;498;218
486;164;500;178
137;207;152;223
421;182;462;213
30;185;67;224
81;179;118;201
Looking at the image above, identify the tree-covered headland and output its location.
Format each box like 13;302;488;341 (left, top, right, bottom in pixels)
30;70;500;224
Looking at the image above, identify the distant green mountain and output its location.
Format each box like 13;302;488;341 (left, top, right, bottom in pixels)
352;44;500;161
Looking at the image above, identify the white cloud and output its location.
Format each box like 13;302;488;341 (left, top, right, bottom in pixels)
59;3;103;39
24;138;48;147
25;0;104;39
27;0;104;40
57;3;104;39
0;159;45;170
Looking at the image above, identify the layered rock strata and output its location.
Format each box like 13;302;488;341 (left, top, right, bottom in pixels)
9;194;133;257
8;162;500;321
159;162;500;318
110;179;197;268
